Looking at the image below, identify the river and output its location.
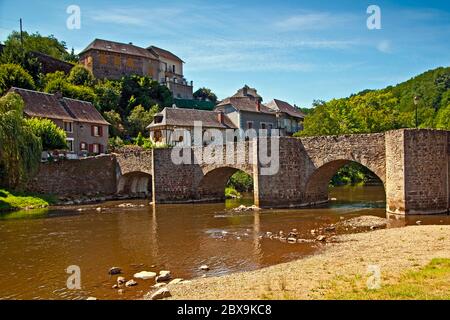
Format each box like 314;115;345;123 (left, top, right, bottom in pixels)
0;185;449;300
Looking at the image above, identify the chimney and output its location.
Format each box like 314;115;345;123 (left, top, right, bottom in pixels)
256;100;261;112
217;111;224;124
242;85;248;96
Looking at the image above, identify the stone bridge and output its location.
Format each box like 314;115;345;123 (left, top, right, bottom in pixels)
114;129;449;215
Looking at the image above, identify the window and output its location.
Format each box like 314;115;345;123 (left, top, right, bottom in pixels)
261;123;266;129
80;142;87;151
246;121;254;129
172;65;175;73
66;138;74;152
114;55;121;66
63;121;73;133
92;144;99;154
99;53;107;65
92;125;102;137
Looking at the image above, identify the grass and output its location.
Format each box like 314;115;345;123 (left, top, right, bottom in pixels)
325;258;450;300
0;188;57;212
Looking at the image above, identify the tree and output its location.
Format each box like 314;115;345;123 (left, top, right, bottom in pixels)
94;80;122;112
193;87;218;103
67;65;94;86
0;93;42;188
103;110;124;137
0;63;35;95
127;104;159;137
25;118;67;150
44;77;96;103
435;104;450;130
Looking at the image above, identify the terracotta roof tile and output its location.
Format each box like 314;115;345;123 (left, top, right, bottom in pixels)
80;39;157;59
9;87;109;125
147;45;183;63
217;97;275;114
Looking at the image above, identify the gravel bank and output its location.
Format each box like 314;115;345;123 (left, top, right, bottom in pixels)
156;225;450;300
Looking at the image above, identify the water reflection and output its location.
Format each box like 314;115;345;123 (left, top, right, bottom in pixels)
0;185;448;300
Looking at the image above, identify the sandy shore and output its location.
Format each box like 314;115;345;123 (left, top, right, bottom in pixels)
157;225;450;300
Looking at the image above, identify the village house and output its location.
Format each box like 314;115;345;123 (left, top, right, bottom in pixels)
146;107;237;146
79;39;193;99
9;88;109;158
215;85;305;136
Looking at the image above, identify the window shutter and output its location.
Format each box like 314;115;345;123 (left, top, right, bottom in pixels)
99;126;103;137
99;144;104;154
91;125;94;136
88;144;93;153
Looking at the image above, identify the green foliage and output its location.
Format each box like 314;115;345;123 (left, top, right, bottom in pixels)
44;76;96;103
0;188;56;212
127;104;159;137
94;79;122;112
108;136;125;151
301;67;450;137
227;171;253;192
67;65;94;86
0;93;42;189
120;75;172;118
193;87;218;103
435;104;450;130
329;163;379;186
25;118;67;150
0;63;35;95
225;186;241;199
103;110;124;137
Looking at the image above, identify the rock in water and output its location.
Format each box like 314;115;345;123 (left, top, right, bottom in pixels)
199;265;210;271
117;276;126;285
86;297;97;300
316;235;326;242
156;270;172;282
134;271;157;280
150;288;171;300
169;278;183;285
125;279;137;287
108;267;121;275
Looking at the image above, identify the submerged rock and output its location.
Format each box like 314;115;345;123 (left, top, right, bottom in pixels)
108;267;121;275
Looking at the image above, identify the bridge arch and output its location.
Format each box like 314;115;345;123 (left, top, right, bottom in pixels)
117;171;152;198
196;166;254;202
304;159;385;205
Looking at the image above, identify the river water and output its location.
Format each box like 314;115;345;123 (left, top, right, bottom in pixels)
0;185;449;300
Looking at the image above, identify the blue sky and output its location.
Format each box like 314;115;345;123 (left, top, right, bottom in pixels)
1;0;449;107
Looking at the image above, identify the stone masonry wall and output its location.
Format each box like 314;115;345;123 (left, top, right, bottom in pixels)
385;130;406;214
402;129;449;214
27;155;117;197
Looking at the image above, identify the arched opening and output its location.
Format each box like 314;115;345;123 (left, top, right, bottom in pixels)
197;167;254;203
117;171;152;198
304;160;385;206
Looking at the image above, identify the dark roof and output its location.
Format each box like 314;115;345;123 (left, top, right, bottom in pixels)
9;87;109;125
266;99;305;119
79;39;157;59
31;51;74;74
174;98;215;111
147;45;183;63
216;97;275;114
147;107;237;129
232;85;262;99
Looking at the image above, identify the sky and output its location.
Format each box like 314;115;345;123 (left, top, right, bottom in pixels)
1;0;449;107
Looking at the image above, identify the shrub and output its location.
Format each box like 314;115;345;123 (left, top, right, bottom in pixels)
0;63;35;95
25;118;67;150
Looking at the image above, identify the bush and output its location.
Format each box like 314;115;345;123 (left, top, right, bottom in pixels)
0;63;35;95
67;65;94;86
227;171;253;192
225;186;241;199
25;118;67;150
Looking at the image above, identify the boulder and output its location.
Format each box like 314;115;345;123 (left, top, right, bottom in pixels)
199;265;209;271
134;271;157;280
150;287;171;300
117;276;126;285
316;235;326;242
156;270;171;282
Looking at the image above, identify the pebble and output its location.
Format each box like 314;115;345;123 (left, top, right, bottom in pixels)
125;279;137;287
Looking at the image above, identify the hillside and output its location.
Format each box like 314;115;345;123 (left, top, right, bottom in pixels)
300;66;450;136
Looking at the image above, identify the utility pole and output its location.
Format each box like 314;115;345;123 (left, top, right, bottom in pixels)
19;18;24;46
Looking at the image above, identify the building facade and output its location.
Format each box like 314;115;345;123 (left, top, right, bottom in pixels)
147;107;237;146
79;39;193;99
10;88;109;158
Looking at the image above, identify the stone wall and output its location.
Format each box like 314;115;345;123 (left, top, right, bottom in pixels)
385;130;406;214
27;155;117;198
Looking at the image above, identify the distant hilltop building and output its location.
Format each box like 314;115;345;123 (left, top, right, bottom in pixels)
78;39;193;99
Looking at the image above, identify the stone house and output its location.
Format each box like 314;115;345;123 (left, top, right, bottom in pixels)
79;39;193;99
146;107;237;146
9;88;109;158
265;99;305;135
215;86;305;136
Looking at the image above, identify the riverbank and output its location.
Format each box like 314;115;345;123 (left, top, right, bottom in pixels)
160;225;450;300
0;189;56;212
